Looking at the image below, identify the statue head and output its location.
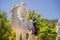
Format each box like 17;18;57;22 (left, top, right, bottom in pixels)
20;2;26;8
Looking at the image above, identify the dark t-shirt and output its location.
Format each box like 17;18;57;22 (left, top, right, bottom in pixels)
33;18;36;26
33;18;36;23
32;18;39;36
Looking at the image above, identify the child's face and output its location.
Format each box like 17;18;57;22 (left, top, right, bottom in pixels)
34;15;36;18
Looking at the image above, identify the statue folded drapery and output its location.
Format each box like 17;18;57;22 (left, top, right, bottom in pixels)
10;2;34;40
17;2;33;30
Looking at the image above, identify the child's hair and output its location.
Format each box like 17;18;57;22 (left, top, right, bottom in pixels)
33;14;37;18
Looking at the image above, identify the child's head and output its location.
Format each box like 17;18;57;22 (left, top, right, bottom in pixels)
33;14;37;18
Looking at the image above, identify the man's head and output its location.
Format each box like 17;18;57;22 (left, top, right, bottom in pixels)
20;2;26;8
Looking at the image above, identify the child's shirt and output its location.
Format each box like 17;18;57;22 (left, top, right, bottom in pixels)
33;18;36;23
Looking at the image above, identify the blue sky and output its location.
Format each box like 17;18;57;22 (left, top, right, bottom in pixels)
0;0;60;20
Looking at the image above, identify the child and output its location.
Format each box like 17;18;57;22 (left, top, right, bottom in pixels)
33;15;36;28
32;15;39;36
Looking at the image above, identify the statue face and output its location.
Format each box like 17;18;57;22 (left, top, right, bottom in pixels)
22;3;26;7
21;2;26;8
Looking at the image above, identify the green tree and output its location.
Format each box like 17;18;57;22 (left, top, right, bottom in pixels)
28;10;57;40
0;10;57;40
0;11;15;40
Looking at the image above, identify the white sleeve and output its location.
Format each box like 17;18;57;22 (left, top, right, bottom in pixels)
33;20;36;23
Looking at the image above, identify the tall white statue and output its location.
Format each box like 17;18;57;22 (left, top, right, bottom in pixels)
17;2;31;30
10;2;33;40
56;19;60;40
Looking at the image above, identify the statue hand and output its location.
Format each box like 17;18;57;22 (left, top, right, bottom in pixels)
27;9;30;17
17;16;24;21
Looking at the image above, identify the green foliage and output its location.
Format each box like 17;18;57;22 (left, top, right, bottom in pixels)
0;11;15;40
0;10;58;40
28;10;57;40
